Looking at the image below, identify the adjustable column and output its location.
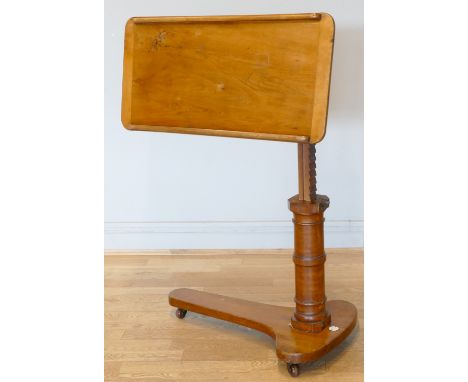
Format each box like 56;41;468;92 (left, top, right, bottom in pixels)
168;142;358;378
290;143;331;332
289;194;330;332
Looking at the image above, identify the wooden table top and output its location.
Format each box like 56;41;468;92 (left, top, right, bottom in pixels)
121;13;335;143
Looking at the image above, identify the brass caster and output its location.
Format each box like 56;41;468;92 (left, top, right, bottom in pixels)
176;308;187;319
287;363;300;377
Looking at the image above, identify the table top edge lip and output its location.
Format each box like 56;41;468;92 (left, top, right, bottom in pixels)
126;13;328;25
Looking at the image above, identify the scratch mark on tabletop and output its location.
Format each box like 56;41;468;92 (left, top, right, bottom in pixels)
151;31;167;50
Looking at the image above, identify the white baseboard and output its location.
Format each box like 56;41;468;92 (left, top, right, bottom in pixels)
104;220;363;250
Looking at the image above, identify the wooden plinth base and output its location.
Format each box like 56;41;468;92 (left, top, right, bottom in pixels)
169;288;357;366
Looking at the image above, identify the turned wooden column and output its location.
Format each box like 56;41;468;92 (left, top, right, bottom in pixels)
289;143;331;332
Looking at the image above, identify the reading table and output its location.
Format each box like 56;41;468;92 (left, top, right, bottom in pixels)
121;13;357;377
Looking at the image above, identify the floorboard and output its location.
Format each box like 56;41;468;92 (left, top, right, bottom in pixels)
105;248;363;381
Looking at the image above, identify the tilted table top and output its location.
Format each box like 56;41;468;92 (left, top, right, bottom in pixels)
121;13;335;143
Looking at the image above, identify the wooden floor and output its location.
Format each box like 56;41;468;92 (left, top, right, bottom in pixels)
105;249;363;381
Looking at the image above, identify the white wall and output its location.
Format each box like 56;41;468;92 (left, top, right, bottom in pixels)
105;0;363;249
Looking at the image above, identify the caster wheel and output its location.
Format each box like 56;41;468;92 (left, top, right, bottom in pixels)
287;363;300;377
175;308;187;319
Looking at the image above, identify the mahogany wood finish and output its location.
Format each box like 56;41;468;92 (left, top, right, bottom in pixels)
169;288;357;365
289;193;331;333
121;12;357;377
291;143;332;333
167;143;357;376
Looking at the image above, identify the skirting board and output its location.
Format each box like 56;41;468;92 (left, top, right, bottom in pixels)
104;220;363;250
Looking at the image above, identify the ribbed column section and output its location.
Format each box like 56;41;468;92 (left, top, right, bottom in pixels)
289;195;330;332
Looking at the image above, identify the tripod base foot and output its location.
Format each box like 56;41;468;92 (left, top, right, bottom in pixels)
169;288;357;366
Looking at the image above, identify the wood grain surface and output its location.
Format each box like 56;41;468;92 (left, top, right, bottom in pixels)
121;13;335;143
104;249;363;381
